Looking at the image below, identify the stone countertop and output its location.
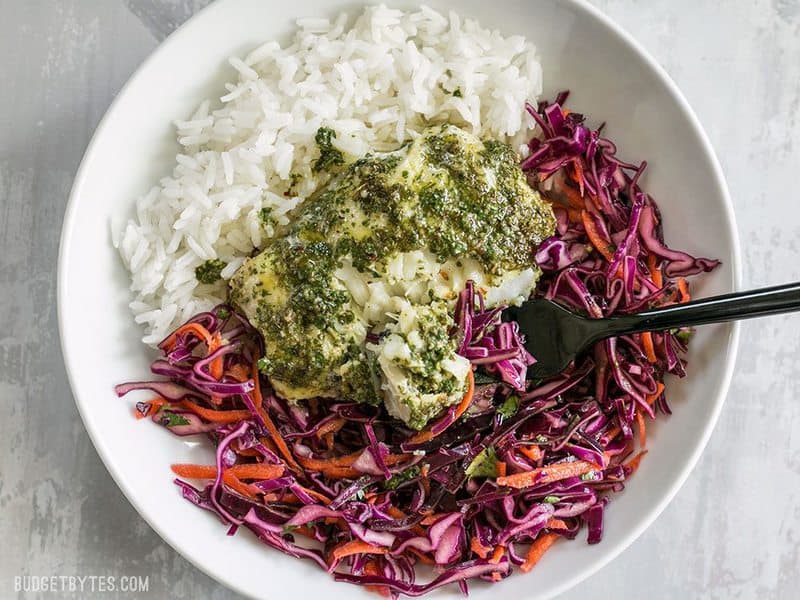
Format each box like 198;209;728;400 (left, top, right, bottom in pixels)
1;1;798;598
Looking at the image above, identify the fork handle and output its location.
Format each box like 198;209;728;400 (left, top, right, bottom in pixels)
600;281;800;338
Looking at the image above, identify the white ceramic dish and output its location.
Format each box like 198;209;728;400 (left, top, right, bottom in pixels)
58;0;741;598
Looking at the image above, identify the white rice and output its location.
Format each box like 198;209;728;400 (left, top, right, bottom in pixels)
113;4;543;345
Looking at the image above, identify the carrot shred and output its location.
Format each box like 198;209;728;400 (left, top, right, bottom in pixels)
363;560;390;597
489;545;506;564
295;484;333;505
546;518;568;531
208;331;224;380
420;513;443;526
518;445;543;462
495;461;507;478
581;210;616;262
222;472;261;499
521;532;560;573
635;411;647;449
677;277;690;303
490;572;503;582
641;331;657;363
408;370;474;444
316;417;347;439
296;451;411;475
171;462;285;481
470;536;492;559
251;363;302;473
496;459;597;489
227;364;250;382
646;382;666;406
570;159;586;197
135;397;168;420
161;322;214;351
331;540;388;562
178;399;251;423
646;254;663;288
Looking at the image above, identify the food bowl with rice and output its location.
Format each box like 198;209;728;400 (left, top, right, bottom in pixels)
59;1;740;598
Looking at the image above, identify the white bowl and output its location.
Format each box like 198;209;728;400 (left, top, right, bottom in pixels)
58;1;741;598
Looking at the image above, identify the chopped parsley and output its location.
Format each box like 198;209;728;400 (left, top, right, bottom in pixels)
465;446;498;479
384;465;421;490
543;495;560;504
473;371;498;386
195;259;226;284
216;306;230;319
497;395;519;418
313;127;345;172
159;411;190;427
452;88;462;98
259;207;276;228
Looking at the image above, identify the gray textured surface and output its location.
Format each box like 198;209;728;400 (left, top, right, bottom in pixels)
1;0;799;598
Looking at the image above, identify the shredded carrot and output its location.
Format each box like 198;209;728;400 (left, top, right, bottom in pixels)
386;506;406;519
546;518;568;531
677;277;690;303
207;331;224;381
496;459;597;489
647;254;663;288
635;411;647;449
171;462;285;481
296;451;410;473
331;540;388;562
581;210;616;262
641;331;657;363
518;445;543;463
408;370;475;444
520;532;560;573
420;465;431;495
495;461;507;478
161;322;214;351
570;159;586;198
258;435;279;455
624;450;648;475
420;513;443;526
178;399;251;423
489;545;506;564
293;525;316;538
363;560;390;597
295;484;333;505
135;397;168;420
221;472;261;499
279;493;305;505
323;432;334;450
470;536;492;559
316;417;347;439
227;364;250;382
250;363;302;473
646;382;666;406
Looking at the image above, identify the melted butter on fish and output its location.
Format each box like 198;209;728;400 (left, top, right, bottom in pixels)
230;124;555;429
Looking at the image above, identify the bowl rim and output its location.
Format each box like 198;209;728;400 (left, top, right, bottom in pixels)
58;0;741;598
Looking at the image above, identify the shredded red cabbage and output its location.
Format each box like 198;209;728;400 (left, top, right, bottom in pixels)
117;93;718;597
